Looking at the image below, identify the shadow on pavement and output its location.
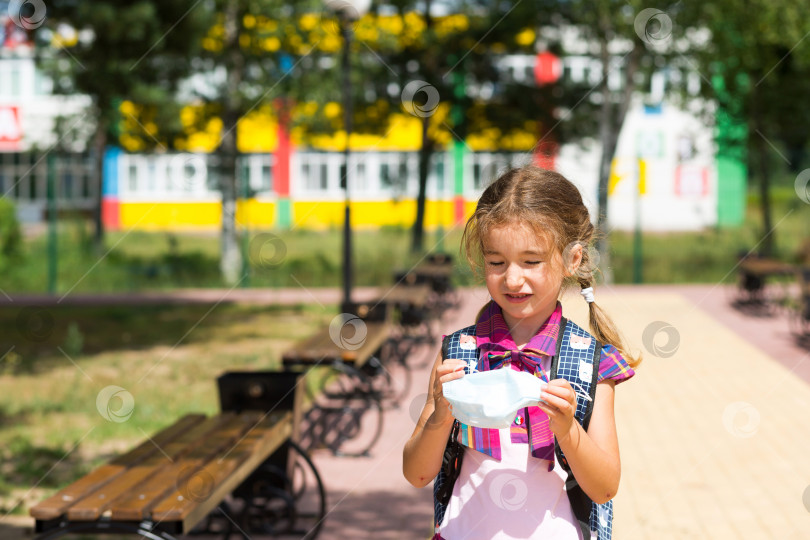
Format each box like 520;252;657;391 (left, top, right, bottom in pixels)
317;488;432;540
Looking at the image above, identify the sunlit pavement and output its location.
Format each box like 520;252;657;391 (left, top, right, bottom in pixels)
310;284;810;539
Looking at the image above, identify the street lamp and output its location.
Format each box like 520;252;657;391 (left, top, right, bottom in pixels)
324;0;370;312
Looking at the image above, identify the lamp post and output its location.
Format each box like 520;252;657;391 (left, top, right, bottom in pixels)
325;0;370;311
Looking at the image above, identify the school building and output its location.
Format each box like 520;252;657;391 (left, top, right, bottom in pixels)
0;14;746;233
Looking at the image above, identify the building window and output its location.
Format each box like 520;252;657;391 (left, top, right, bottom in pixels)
260;164;272;192
319;163;328;190
302;161;328;191
10;65;21;97
355;162;366;191
62;172;74;199
380;163;391;189
434;160;444;193
128;164;138;192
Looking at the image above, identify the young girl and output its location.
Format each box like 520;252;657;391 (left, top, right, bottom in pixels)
403;166;639;539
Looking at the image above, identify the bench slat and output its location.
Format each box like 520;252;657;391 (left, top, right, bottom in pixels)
66;413;259;521
150;411;293;532
413;263;453;278
739;259;795;276
108;413;237;521
379;283;431;307
29;413;207;521
282;321;391;368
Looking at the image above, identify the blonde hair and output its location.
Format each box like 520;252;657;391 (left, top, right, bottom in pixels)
462;166;641;368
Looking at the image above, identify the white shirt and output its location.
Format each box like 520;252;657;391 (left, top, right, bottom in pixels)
438;424;589;540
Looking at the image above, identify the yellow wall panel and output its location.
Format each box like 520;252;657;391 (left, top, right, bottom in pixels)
120;201;277;230
463;200;477;222
290;201;345;229
120;202;223;230
424;200;456;228
236;199;277;227
119;199;473;231
351;200;416;227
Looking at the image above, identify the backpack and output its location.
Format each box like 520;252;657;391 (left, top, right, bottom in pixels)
433;317;613;540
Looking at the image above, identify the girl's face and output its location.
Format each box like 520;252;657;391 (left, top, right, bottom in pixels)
482;222;578;339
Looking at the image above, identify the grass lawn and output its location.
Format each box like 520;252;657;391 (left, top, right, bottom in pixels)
1;224;475;294
0;301;335;517
1;187;808;295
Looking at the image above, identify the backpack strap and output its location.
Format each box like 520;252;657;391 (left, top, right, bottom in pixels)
433;325;477;529
551;318;612;540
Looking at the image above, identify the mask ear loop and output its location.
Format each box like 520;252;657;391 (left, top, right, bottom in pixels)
567;381;593;402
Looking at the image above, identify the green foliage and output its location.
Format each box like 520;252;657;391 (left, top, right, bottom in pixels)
38;0;211;148
0;198;22;268
0;350;23;376
678;0;810;252
62;323;85;359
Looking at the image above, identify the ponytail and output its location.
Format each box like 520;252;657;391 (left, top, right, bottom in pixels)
587;300;642;368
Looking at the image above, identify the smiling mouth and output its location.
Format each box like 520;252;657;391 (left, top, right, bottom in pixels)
505;293;531;299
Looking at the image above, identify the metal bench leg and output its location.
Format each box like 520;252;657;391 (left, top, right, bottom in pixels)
789;295;810;336
310;362;384;458
286;440;327;539
364;346;413;407
226;440;327;539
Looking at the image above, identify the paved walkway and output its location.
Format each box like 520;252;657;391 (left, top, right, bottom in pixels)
0;287;384;307
3;284;810;539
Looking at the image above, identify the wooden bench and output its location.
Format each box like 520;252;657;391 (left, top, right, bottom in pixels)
378;282;432;314
394;254;458;310
30;412;292;539
735;254;796;307
282;303;392;457
30;372;325;540
373;282;436;373
282;321;392;369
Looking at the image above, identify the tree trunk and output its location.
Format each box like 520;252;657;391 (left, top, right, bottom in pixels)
411;0;434;254
595;33;615;284
751;89;774;257
595;36;641;284
92;122;107;252
412;117;432;253
219;0;244;285
756;141;774;257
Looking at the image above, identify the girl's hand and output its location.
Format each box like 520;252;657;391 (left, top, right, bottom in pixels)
537;378;577;440
429;359;467;427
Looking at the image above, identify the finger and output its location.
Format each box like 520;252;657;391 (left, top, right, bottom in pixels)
542;383;574;401
435;368;463;381
439;370;466;385
437;360;468;373
536;402;555;418
539;390;574;412
544;379;573;393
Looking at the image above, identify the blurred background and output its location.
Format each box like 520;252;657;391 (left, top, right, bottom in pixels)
0;0;807;294
1;0;810;537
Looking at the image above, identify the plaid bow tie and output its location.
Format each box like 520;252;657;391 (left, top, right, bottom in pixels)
485;348;550;383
